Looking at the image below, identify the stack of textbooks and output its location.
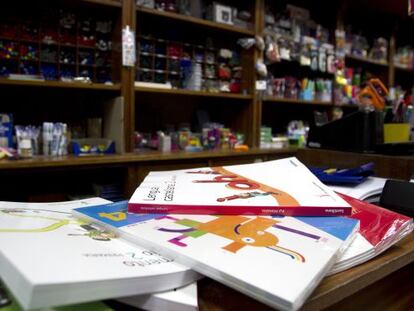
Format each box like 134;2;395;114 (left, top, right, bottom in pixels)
74;200;359;310
0;199;199;310
0;157;412;311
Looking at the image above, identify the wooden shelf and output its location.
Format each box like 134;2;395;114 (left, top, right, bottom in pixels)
345;54;389;67
262;96;333;106
78;45;96;50
0;148;297;170
394;64;414;74
135;86;253;99
269;59;335;76
0;78;120;91
136;7;255;36
333;103;359;108
19;38;40;44
80;0;122;7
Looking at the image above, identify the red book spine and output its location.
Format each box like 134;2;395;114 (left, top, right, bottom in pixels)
128;202;351;216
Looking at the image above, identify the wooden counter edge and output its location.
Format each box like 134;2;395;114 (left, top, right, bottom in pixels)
303;232;414;310
0;148;297;170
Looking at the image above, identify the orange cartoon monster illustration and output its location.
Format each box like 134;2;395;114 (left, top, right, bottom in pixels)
187;167;300;206
156;215;324;262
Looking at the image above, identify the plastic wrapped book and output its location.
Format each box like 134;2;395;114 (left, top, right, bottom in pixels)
329;194;413;274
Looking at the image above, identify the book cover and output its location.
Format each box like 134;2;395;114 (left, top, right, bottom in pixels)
73;201;359;311
329;194;413;274
128;157;351;216
1;277;197;311
0;280;114;311
329;176;387;201
116;282;198;311
0;199;199;310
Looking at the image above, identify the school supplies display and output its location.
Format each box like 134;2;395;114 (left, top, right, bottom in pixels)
329;194;413;274
73;201;359;311
128;157;352;216
0;199;199;310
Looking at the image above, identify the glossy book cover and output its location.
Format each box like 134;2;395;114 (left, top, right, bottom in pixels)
0;199;199;310
74;201;359;311
128;157;351;216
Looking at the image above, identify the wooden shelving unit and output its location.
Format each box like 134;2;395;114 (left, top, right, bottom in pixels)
0;0;412;202
136;6;255;36
133;1;258;148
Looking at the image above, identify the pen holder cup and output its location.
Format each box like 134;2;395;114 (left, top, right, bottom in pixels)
383;123;410;143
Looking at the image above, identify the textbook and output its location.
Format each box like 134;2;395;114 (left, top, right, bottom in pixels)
329;194;413;274
128;157;352;216
73;201;359;311
330;176;387;202
0;280;113;311
117;282;198;311
1;278;197;311
0;199;199;310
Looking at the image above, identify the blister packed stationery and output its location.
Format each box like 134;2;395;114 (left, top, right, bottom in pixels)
310;162;374;185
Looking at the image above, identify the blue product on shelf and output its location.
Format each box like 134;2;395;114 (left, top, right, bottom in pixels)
180;58;192;88
40;64;58;80
0;114;13;148
72;138;115;156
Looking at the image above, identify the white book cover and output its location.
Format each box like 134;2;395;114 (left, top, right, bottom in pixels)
117;282;198;311
329;176;387;201
0;198;199;310
73;201;359;311
128;157;351;216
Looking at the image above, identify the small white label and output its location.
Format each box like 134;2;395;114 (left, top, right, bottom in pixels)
256;80;267;90
122;26;136;67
